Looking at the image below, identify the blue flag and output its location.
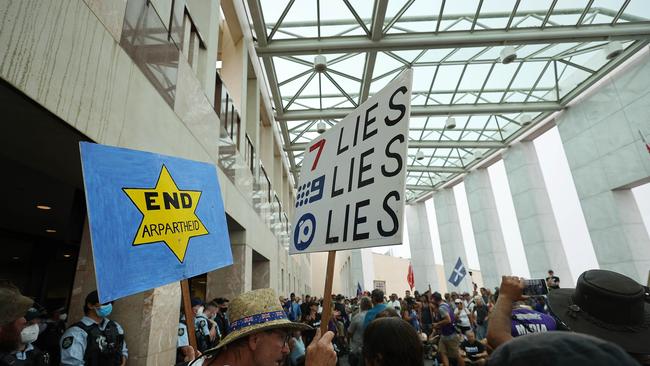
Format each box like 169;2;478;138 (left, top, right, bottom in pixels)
356;282;363;297
80;142;233;303
448;257;467;287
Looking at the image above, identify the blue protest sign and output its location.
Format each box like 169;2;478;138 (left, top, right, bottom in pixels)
80;142;232;303
448;257;467;287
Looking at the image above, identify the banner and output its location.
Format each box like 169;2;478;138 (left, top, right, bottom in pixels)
290;70;412;254
80;142;232;302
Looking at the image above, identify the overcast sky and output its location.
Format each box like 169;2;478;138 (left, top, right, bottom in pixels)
376;126;650;287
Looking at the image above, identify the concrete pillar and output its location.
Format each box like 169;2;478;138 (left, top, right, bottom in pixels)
464;168;512;289
70;220;179;366
405;202;440;291
237;41;250;150
554;53;650;282
349;249;375;294
433;188;473;293
206;230;252;300
246;78;260;151
502;142;572;283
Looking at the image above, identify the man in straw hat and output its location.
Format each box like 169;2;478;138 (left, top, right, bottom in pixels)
0;282;34;365
195;288;336;366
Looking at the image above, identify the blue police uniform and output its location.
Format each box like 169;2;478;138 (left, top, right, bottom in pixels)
177;322;189;348
60;316;127;366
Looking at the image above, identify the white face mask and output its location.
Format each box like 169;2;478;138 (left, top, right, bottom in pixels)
59;313;68;321
21;324;39;344
196;306;204;316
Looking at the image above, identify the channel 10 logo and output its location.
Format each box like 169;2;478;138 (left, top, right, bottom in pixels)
293;213;316;251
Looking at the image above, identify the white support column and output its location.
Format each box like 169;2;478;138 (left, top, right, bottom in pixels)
406;202;440;292
554;52;650;282
350;249;375;294
433;188;473;293
502;142;573;283
464;168;512;289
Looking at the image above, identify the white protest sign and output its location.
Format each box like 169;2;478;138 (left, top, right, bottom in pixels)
290;69;412;254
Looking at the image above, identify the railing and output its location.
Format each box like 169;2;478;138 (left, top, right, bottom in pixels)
214;72;291;245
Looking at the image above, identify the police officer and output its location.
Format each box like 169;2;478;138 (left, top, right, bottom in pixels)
35;307;66;366
175;321;195;364
60;291;127;366
189;299;210;353
11;307;50;366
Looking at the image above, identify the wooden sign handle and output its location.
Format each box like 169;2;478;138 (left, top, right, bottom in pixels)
181;279;198;352
320;251;337;335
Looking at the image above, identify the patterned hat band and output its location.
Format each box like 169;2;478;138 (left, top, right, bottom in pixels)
229;310;288;332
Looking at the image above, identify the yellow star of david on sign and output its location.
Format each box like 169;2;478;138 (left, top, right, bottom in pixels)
123;165;208;263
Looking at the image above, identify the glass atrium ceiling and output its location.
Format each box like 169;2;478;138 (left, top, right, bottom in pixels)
245;0;650;202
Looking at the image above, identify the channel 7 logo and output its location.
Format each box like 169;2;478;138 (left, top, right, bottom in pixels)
295;175;325;208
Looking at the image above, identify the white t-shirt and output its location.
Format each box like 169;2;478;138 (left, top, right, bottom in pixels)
456;307;471;327
388;300;401;310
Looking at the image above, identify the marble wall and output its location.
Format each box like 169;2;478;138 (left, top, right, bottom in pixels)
0;0;310;363
556;47;650;282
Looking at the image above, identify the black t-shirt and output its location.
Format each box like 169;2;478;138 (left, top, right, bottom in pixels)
546;276;560;289
302;314;322;346
474;305;488;325
421;305;433;325
460;340;485;360
300;302;310;317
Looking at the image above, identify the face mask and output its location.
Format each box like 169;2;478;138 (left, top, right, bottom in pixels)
38;323;47;334
95;304;112;318
59;314;68;321
196;306;204;316
221;307;228;313
21;324;39;344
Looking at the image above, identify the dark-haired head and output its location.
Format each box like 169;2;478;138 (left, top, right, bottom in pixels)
363;317;423;366
371;289;384;304
375;307;400;319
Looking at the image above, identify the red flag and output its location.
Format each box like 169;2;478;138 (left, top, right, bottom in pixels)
407;262;415;290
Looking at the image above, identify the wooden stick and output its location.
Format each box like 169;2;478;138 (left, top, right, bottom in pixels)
181;279;198;351
320;251;337;335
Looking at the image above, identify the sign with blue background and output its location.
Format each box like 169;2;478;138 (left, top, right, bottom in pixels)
80;142;232;303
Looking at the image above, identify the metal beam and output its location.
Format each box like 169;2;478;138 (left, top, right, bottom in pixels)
285;140;505;151
281;87;556;100
256;23;650;56
406;185;436;191
268;8;647;28
407;166;464;173
277;102;561;120
359;0;389;103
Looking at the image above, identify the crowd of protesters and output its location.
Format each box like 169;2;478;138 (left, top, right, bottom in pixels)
1;267;649;366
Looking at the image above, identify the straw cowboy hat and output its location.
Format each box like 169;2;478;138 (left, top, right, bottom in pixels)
547;269;650;355
207;288;311;352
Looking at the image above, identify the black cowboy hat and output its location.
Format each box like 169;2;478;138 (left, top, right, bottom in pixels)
547;269;650;355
